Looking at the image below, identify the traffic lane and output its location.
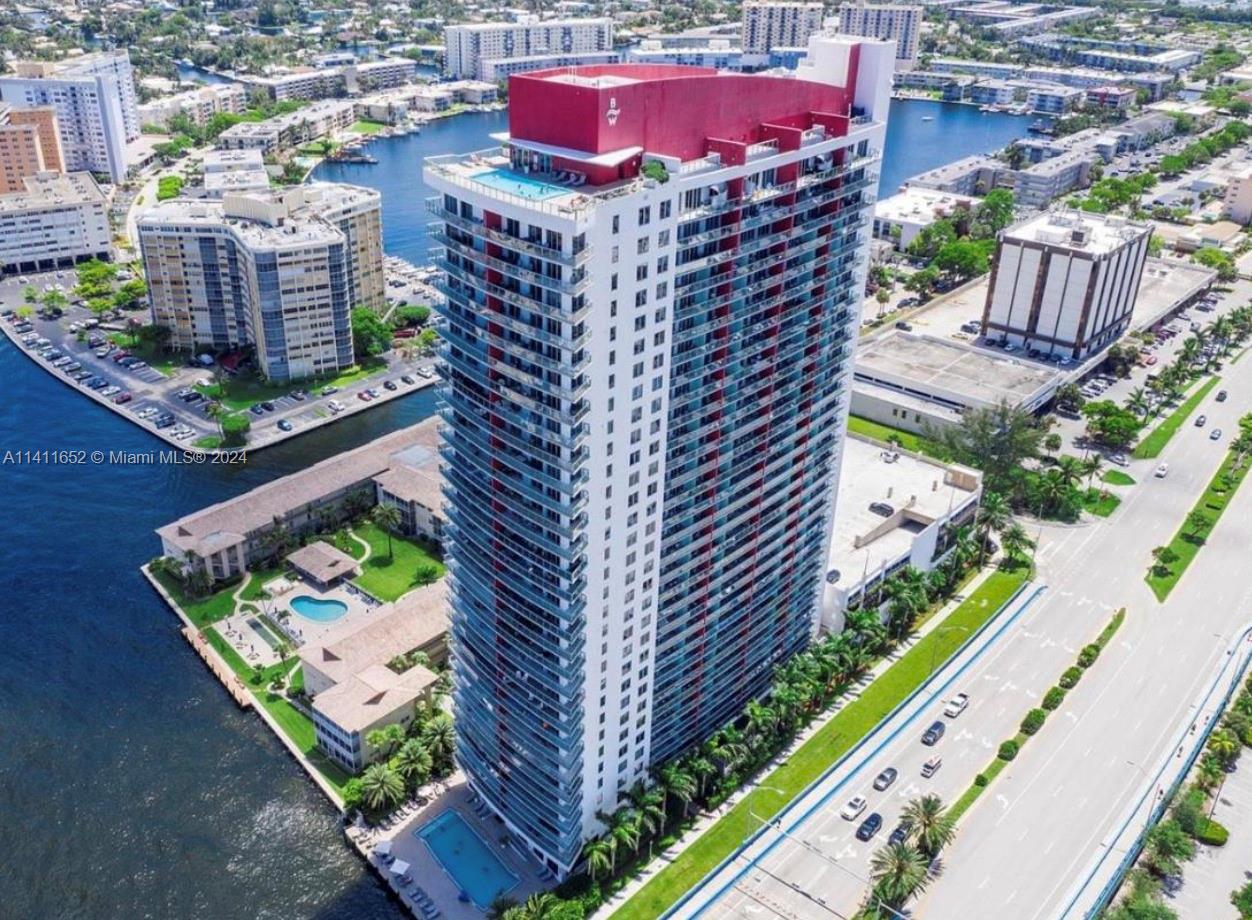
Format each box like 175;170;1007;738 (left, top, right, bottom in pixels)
716;586;1105;920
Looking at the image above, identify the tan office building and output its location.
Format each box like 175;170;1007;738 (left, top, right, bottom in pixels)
0;105;62;193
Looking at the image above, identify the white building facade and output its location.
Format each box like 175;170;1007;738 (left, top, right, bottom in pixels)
0;171;111;274
741;2;825;55
838;3;922;70
425;37;892;878
444;18;615;81
983;210;1151;359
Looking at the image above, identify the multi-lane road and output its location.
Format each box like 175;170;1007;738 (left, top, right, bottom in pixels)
672;342;1252;919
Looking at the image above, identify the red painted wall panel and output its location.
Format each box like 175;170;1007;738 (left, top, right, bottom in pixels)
508;63;854;164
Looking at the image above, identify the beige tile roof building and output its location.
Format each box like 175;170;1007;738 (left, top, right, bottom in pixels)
286;540;361;587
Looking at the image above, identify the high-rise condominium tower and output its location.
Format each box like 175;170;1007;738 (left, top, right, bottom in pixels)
425;36;893;877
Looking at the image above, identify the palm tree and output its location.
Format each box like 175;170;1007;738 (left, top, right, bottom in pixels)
901;794;956;857
1208;728;1240;767
511;893;561;920
657;761;697;818
686;753;717;799
884;566;930;640
582;837;614;878
844;607;888;655
1125;387;1150;417
366;723;406;759
869;842;931;907
393;738;432;791
1055;455;1083;489
371;502;403;559
606;808;642;860
1000;522;1034;568
360;762;405;812
421;712;456;772
1082;453;1104;489
976;491;1011;566
746;699;778;741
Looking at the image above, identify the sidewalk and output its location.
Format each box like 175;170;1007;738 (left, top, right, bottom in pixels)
595;561;1010;918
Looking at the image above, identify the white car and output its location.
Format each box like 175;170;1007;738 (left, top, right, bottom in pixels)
327;399;345;414
944;693;970;718
840;795;868;821
1155;463;1169;479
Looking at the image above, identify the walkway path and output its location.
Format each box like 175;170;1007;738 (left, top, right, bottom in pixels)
347;528;373;564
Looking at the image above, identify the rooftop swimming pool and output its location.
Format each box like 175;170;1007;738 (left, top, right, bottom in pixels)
416;810;519;909
289;595;348;623
473;168;569;201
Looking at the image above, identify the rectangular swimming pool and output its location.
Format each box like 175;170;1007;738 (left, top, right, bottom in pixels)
415;810;520;909
473;168;569;201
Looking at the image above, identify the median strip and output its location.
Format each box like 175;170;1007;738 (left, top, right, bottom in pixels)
611;566;1030;920
1132;376;1220;460
1147;414;1252;601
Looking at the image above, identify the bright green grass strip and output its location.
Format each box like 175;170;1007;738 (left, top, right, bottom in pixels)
1132;376;1220;460
351;119;386;134
151;568;238;628
1082;488;1121;518
1146;449;1252;600
950;757;1009;823
1102;470;1135;486
1095;609;1126;649
352;522;446;601
846;416;949;460
611;565;1030;920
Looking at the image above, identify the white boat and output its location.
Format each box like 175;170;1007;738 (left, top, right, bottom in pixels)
921;115;933;121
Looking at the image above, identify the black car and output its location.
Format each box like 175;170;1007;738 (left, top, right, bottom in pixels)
873;767;898;791
249;404;265;415
869;501;895;518
922;721;945;746
887;823;912;847
855;813;883;841
895;321;913;332
384;379;398;391
277;419;294;432
1217;390;1228;402
261;401;276;411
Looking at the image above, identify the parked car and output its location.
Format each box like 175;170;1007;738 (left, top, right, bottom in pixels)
400;374;416;385
260;401;275;411
113;392;132;404
321;385;338;396
249;404;265;416
277;419;294;432
384;379;398;391
873;767;898;791
856;813;883;841
840;795;868;821
358;391;373;402
1109;452;1129;467
417;367;435;379
895;321;913;332
922;721;945;746
944;693;970;718
868;501;894;517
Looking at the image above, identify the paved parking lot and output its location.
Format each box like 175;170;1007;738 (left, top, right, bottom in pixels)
0;269;439;452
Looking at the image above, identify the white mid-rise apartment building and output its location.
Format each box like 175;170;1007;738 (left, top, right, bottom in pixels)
138;83;247;130
1223;162;1252;225
138;183;385;381
425;35;892;878
741;2;825;55
838;2;922;70
0;171;111;274
444;17;615;81
983;210;1151;360
0;50;139;182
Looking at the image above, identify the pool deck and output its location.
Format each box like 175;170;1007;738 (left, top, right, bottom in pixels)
346;775;548;919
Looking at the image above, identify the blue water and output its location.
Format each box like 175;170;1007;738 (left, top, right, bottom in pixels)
291;595;350;623
416;810;520;909
474;168;569;200
313;100;1036;268
0;338;433;920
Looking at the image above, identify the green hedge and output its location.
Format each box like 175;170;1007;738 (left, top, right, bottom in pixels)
998;739;1020;761
1043;686;1066;711
1021;708;1047;735
1059;666;1084;689
1078;644;1100;668
974;772;989;787
1197;817;1230;846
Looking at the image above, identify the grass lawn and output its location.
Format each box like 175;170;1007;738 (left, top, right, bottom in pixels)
613;564;1030;920
204;628;352;794
1082;487;1121;518
193;435;222;450
150;568;239;628
351;119;386;134
846;416;949;460
197;361;387;410
106;333;188;377
352;522;446;601
1132;376;1220;460
950;756;1009;822
240;566;284;602
1102;470;1136;487
1146;449;1252;600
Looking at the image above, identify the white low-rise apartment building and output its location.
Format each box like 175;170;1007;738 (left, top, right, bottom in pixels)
873;186;975;250
983;210;1151;360
0;171;111;275
138;83;247;130
821;435;982;628
444;17;615;80
0;50;139;182
216;100;356;154
301;583;448;772
202;149;270;197
138;183;384;381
